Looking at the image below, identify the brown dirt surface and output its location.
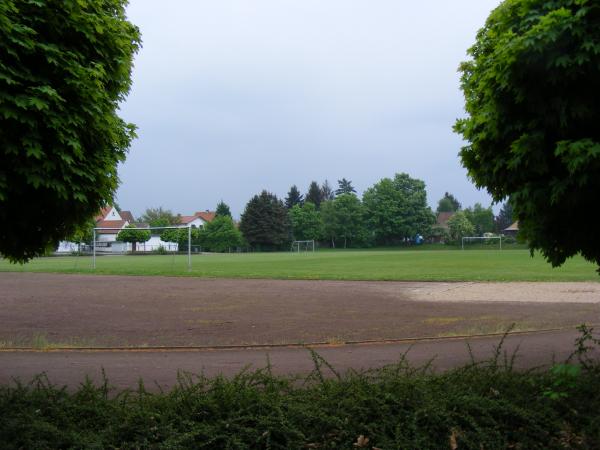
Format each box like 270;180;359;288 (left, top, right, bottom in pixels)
1;273;598;348
0;330;594;391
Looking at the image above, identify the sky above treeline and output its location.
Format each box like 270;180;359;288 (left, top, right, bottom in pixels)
117;0;503;219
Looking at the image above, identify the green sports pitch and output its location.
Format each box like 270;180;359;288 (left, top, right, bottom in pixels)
1;248;598;282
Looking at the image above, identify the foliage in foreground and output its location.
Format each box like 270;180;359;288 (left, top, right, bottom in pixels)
0;0;141;262
455;0;600;270
2;330;600;449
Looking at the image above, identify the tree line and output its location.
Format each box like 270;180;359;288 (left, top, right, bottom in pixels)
238;174;515;251
434;192;515;244
82;175;515;253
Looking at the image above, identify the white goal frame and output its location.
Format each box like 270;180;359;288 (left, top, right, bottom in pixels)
291;240;315;253
93;226;192;270
461;236;502;250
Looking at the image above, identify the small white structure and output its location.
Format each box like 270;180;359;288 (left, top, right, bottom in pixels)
56;205;129;253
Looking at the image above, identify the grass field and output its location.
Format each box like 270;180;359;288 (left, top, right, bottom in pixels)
1;248;598;281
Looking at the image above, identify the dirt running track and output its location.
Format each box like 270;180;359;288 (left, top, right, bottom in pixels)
1;273;599;390
0;330;595;391
1;273;599;347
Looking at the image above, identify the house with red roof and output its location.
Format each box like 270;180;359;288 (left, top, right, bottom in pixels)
94;206;130;251
178;210;216;228
57;206;216;253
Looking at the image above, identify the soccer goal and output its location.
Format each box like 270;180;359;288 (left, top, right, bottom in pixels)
461;235;502;250
291;240;315;253
92;225;193;270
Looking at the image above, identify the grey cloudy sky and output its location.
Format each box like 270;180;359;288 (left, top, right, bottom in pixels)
116;0;502;219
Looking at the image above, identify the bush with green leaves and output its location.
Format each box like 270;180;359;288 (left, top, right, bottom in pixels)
0;0;140;262
159;227;201;251
116;225;150;252
139;207;180;227
2;331;600;449
199;216;242;252
447;211;476;244
455;0;600;270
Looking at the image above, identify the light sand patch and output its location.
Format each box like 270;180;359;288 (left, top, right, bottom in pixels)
398;282;600;303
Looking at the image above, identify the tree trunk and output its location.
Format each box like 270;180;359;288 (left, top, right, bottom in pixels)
344;237;347;249
132;241;136;253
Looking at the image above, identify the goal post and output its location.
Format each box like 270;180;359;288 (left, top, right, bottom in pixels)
92;225;193;271
461;235;502;250
291;240;315;253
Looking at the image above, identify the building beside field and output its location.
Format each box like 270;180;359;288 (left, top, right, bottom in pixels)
503;221;519;237
428;211;455;243
56;207;216;253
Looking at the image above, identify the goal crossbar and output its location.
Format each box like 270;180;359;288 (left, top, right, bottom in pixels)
92;225;192;270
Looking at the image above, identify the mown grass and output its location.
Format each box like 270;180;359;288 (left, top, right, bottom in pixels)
1;248;598;281
2;330;600;449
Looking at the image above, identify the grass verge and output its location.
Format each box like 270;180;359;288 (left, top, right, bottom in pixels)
1;327;600;449
1;249;599;281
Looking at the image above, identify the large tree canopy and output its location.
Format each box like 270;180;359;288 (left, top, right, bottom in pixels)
436;192;461;213
139;207;179;227
239;191;289;251
321;194;367;248
0;0;140;262
455;0;600;269
363;173;435;245
199;215;242;252
289;202;323;242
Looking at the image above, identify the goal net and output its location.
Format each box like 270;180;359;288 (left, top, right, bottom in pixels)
461;235;503;250
92;225;193;270
291;240;315;253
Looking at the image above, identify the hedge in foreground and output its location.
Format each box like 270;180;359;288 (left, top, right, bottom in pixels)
1;337;600;449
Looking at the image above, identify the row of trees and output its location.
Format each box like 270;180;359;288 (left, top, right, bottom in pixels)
284;178;356;210
240;173;437;250
239;177;516;251
87;180;514;253
433;192;515;243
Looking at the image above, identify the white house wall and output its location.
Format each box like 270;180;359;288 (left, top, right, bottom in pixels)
187;218;206;228
104;207;122;221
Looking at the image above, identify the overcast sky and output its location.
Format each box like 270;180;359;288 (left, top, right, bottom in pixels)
116;0;502;219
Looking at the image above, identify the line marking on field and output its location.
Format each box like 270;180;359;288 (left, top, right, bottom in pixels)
0;325;591;353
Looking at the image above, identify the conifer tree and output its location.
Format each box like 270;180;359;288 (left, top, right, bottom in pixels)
216;201;232;218
335;178;356;196
285;185;304;209
305;181;323;209
239;191;289;251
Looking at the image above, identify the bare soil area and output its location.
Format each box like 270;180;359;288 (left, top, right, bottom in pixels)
1;273;598;348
